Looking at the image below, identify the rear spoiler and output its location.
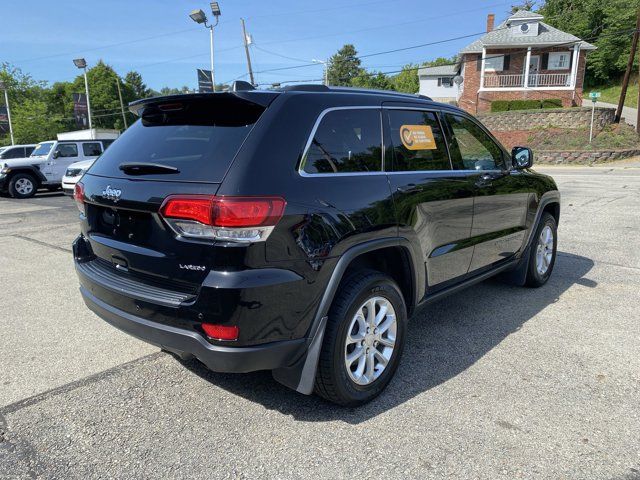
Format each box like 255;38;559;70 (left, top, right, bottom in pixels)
128;90;280;117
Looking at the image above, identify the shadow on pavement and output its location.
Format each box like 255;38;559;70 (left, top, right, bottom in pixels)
177;251;595;424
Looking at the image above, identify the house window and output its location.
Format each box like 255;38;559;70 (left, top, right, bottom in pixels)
548;52;571;70
437;77;453;87
484;54;504;71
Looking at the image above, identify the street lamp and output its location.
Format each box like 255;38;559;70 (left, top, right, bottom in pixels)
189;2;222;92
0;80;14;145
312;59;329;86
73;58;93;137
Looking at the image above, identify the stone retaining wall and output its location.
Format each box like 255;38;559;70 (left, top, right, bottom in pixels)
477;107;615;132
536;148;640;164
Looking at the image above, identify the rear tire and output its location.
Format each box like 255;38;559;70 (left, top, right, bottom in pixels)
525;212;557;287
8;173;37;199
314;269;407;406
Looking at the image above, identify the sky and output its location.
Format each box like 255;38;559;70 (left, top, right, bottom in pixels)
1;0;519;91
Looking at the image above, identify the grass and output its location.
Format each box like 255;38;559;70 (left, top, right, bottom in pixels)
586;76;638;108
526;123;640;151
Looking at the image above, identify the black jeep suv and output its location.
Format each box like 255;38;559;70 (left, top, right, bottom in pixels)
73;84;559;406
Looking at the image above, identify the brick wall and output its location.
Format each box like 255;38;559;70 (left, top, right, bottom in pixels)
477;107;615;131
459;50;587;114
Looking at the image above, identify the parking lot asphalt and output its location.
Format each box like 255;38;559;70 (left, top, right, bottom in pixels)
1;165;639;479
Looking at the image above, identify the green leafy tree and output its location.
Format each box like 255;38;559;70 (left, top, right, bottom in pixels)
392;64;421;93
539;0;637;84
327;44;363;86
124;71;151;99
11;98;64;144
511;1;536;13
351;71;394;90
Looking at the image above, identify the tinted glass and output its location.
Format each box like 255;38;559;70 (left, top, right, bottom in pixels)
445;114;504;170
82;142;102;156
1;147;23;159
25;146;35;156
31;142;54;156
387;110;450;172
89;97;264;183
56;143;78;158
302;109;382;174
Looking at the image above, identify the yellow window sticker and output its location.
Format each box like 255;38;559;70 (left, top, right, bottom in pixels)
400;125;437;150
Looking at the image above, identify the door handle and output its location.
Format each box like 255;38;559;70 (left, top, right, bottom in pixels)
396;184;420;194
475;171;507;187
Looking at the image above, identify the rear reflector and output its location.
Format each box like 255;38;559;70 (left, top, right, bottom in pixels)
159;195;286;242
201;323;239;341
74;182;85;214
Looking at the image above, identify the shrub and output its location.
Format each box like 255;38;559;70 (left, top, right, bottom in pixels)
508;100;541;111
541;99;563;109
491;100;510;112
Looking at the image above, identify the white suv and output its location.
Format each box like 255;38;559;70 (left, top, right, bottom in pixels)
0;139;113;198
62;158;96;196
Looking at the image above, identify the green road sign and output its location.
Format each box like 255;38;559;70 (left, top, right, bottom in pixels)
589;92;601;99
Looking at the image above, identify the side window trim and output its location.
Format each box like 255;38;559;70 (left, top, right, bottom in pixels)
441;110;507;172
298;106;386;177
383;106;454;174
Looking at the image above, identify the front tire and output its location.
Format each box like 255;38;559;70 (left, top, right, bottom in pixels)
8;173;37;199
525;212;557;287
314;270;407;406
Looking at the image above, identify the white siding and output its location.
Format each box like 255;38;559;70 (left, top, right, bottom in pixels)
418;76;457;100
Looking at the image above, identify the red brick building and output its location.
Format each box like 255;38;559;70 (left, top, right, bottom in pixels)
455;10;595;113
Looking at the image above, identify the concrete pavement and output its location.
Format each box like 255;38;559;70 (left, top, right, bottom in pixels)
0;168;639;479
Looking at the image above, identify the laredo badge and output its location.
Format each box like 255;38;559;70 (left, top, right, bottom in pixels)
400;125;437;150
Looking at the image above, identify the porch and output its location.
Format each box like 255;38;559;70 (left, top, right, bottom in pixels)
478;44;581;91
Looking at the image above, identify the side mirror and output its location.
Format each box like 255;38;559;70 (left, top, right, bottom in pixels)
52;150;60;159
512;146;533;169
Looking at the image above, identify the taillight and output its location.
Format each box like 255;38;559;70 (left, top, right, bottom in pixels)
159;195;286;242
201;323;239;341
74;182;85;214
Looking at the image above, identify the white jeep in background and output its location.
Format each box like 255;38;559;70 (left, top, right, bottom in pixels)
0;139;113;198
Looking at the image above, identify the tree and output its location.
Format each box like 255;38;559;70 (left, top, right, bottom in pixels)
351;71;394;90
539;0;637;84
327;44;363;86
511;1;536;13
124;71;151;99
392;64;421;93
11;98;64;144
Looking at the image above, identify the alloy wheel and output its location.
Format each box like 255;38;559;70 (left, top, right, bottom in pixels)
344;296;397;386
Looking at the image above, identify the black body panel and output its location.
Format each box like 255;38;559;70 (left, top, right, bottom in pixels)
73;88;560;386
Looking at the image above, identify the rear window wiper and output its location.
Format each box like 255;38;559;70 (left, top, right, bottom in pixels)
118;162;180;175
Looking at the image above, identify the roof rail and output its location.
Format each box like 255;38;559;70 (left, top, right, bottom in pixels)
282;84;330;92
231;80;256;92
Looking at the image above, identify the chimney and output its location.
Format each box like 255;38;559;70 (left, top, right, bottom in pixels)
486;13;495;32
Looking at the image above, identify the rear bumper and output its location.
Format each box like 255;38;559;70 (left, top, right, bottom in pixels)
80;286;307;373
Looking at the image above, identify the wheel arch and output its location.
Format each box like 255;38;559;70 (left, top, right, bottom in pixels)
5;166;47;186
272;237;422;394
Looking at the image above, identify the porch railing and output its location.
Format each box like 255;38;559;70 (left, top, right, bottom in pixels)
483;73;571;88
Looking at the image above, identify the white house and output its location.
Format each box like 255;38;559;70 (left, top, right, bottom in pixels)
417;64;460;103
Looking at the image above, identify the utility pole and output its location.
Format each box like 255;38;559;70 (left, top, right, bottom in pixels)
114;76;128;129
241;18;255;85
0;82;15;145
615;8;640;123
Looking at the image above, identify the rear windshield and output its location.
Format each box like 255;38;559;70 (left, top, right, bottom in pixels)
31;142;54;156
88;97;265;182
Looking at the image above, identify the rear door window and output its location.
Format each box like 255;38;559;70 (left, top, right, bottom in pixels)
301;108;382;174
89;96;265;183
386;109;451;171
55;143;79;158
82;142;102;157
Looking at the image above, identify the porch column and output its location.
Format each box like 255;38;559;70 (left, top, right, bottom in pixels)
479;47;486;90
570;43;580;88
524;47;532;88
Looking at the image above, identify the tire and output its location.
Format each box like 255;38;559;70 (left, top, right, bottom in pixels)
314;269;407;406
525;212;557;287
8;173;38;199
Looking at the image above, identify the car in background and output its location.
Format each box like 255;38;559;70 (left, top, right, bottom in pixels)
0;144;36;160
62;158;96;196
0;139;113;198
